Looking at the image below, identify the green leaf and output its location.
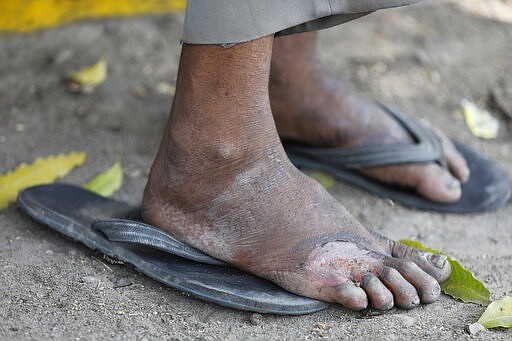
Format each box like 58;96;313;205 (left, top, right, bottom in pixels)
400;239;490;305
0;152;86;209
478;296;512;328
311;171;335;189
440;259;490;305
83;159;123;197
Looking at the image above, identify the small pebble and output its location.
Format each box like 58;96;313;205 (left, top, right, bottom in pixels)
313;322;332;331
249;313;263;326
466;322;485;335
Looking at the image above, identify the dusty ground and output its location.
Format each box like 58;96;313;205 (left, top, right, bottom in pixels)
1;1;511;340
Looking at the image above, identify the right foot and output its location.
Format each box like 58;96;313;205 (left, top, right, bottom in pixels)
142;37;451;311
269;32;469;203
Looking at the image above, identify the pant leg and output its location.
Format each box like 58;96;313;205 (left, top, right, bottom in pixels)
182;0;422;44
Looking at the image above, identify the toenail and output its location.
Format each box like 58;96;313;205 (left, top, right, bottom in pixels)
461;168;470;183
445;178;461;191
411;296;420;306
431;283;441;297
427;253;447;269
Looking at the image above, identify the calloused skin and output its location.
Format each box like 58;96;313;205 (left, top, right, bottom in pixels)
142;35;451;311
270;32;470;203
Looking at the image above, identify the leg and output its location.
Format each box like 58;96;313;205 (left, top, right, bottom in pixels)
270;32;470;203
142;36;450;310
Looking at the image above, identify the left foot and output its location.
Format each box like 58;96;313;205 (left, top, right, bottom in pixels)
270;32;470;203
143;38;451;311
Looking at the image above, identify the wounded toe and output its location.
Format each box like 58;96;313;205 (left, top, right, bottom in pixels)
332;282;368;310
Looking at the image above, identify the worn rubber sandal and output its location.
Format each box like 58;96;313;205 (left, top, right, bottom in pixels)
284;105;510;213
17;183;328;315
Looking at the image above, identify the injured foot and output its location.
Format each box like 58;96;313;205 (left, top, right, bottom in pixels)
144;147;451;310
270;32;470;203
142;39;451;311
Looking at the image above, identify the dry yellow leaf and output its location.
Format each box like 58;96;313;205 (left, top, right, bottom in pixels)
0;152;86;209
68;58;107;93
461;99;499;139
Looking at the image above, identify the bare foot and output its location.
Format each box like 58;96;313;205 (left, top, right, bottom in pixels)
142;37;451;311
270;32;470;203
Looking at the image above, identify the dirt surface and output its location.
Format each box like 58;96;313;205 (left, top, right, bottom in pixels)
1;1;511;340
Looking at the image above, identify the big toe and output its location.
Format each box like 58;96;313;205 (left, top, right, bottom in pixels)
362;163;462;203
390;240;452;283
414;164;462;203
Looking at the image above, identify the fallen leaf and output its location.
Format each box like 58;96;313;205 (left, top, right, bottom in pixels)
68;58;107;93
400;239;490;305
311;171;335;189
461;99;499;139
440;258;491;305
83;159;123;197
478;296;512;328
0;152;86;209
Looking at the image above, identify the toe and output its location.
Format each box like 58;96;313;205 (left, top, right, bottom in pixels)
379;267;420;310
444;142;470;183
384;257;441;304
390;240;452;283
361;163;462;203
413;163;462;203
331;282;369;311
361;273;394;310
432;126;470;183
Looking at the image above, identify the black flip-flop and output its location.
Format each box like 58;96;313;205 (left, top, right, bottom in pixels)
17;184;328;315
284;105;511;213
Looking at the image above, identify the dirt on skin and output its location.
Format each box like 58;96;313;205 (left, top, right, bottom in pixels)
1;1;511;340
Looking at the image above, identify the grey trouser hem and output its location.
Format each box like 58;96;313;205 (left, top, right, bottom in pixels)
182;0;422;45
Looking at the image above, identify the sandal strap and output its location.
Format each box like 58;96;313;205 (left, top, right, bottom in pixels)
92;219;227;266
284;104;446;169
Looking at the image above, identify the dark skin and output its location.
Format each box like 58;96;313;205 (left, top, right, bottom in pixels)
142;35;451;311
270;32;469;203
